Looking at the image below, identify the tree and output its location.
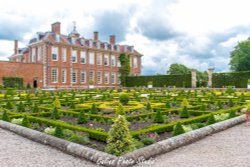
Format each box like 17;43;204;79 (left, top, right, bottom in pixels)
115;103;125;115
154;109;164;123
53;97;61;109
78;111;87;124
119;53;130;86
167;63;191;75
172;122;185;136
230;40;250;71
105;115;135;156
21;115;31;128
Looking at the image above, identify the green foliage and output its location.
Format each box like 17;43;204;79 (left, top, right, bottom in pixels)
2;110;10;122
179;106;190;118
5;101;13;109
140;137;155;146
119;53;130;85
115;103;125;115
70;101;76;109
181;98;189;108
239;93;246;102
33;103;39;113
200;103;207;111
68;134;90;144
172;122;185;136
228;110;236;119
105;115;135;156
146;102;151;110
26;83;31;89
54;125;64;138
132;138;144;149
119;93;129;105
213;71;250;88
165;102;171;108
21;115;31;128
207;114;216;125
216;100;223;109
126;74;191;87
17;102;25;112
78;111;87;124
2;77;23;88
226;86;235;95
154;109;164;123
167;63;191;75
5;88;17;96
90;103;98;114
53;98;61;109
230;40;250;71
51;107;60;119
228;99;234;107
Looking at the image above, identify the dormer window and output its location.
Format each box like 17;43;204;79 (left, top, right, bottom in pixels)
55;34;60;42
89;40;93;48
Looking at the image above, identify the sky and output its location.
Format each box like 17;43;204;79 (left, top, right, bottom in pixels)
1;0;250;75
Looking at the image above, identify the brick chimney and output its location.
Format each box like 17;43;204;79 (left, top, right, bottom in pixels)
94;31;98;41
110;35;116;45
14;40;18;54
51;22;61;34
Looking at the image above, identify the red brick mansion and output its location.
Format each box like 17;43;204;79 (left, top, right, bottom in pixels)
0;22;142;89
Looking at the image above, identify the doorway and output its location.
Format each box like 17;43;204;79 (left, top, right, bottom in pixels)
33;80;38;88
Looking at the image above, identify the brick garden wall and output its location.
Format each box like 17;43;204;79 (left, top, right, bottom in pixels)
0;61;43;88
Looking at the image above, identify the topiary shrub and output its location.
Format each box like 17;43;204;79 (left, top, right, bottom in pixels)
17;102;25;112
154;109;164;123
181;98;189;108
179;106;190;118
51;107;60;119
105;115;135;156
228;110;236;119
119;93;129;105
26;83;31;89
165;102;171;108
32;103;39;113
200;103;207;111
70;101;76;109
54;126;64;138
115;103;125;115
5;101;13;109
239;93;245;102
21;115;31;128
53;97;61;109
78;111;87;124
225;86;235;95
146;102;151;110
172;122;185;136
207;114;216;125
228;99;234;107
90;103;98;114
141;137;155;146
2;110;10;122
216;100;223;109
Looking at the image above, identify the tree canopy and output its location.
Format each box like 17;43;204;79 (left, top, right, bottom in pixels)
167;63;191;75
230;40;250;71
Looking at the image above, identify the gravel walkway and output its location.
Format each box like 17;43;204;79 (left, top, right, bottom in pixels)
0;128;98;167
1;123;250;167
136;122;250;167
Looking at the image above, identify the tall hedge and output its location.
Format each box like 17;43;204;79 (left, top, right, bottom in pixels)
2;77;23;88
212;71;250;88
125;74;191;87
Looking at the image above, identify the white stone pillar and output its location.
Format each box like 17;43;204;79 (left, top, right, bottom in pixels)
191;69;197;88
208;68;214;88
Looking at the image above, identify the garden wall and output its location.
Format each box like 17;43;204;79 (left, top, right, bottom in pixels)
212;71;250;88
125;74;191;88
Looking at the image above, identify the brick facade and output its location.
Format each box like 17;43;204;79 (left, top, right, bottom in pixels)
6;22;142;89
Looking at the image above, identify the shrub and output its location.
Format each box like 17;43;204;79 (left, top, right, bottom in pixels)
200;104;207;111
21;115;31;128
165;102;171;108
172;122;185;136
11;118;23;125
90;103;98;114
5;101;13;109
228;110;236;119
26;83;31;89
216;100;223;109
154;109;164;123
225;86;235;95
239;93;245;102
179;106;190;118
51;107;60;119
115;103;125;115
68;134;90;144
146;102;151;110
2;110;10;122
228;99;234;107
17;102;25;112
181;98;189;108
119;93;129;105
78;111;87;124
207;114;216;125
33;103;39;113
105;115;136;156
70;101;76;109
44;126;55;135
141;137;155;146
54;125;64;138
53;98;61;109
132;138;144;149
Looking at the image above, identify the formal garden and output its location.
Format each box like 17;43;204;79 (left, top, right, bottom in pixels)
0;87;249;156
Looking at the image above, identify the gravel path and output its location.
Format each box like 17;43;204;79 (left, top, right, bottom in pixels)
0;128;98;167
136;122;250;167
1;123;250;167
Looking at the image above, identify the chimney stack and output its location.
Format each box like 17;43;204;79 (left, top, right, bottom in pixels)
94;31;99;41
110;35;116;45
51;22;61;34
14;40;18;54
